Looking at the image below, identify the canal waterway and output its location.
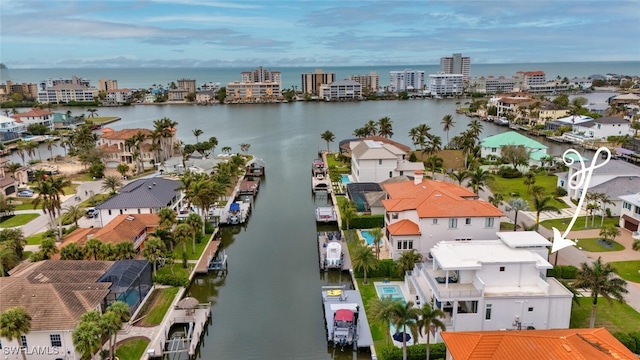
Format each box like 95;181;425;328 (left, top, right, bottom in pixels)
18;99;592;359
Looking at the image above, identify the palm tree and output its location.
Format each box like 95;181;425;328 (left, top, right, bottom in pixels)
363;120;378;136
599;224;620;246
64;204;86;227
391;301;420;360
115;241;137;260
507;198;530;231
143;236;166;277
342;206;356;239
174;223;192;266
351;245;377;284
15;141;27;166
0;243;20;276
532;194;561;229
185;213;204;254
192;128;203;142
49;175;72;241
377;117;393;138
87;108;98;117
441;114;455;146
84;238;102;260
72;313;103;360
101;175;122;195
60;242;85;260
597;193;613;227
5;162;22;189
396;249;422;276
633;239;640;251
104;301;130;360
44;138;57;161
158;207;177;231
320;130;335;153
38;237;59;260
449;170;469;186
488;193;504;208
369;227;383;260
0;306;32;360
523;171;536;192
368;296;403;346
417;303;446;360
468;168;493;195
573;257;628;328
100;312;121;360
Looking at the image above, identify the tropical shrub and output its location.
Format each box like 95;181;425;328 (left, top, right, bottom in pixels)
548;265;578;279
554;186;568;197
154;273;189;287
345;215;384;229
498;166;523;179
380;343;446;360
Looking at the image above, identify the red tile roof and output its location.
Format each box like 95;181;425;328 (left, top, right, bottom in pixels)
387;219;421;235
382;179;503;218
11;108;52;119
442;328;637;360
100;128;152;140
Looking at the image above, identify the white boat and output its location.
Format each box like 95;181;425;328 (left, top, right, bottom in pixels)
494;117;510;126
324;241;343;269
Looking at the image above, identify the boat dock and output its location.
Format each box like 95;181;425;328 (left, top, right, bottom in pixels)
212;200;252;225
146;303;211;359
238;178;260;196
321;286;374;349
316;206;338;223
317;231;351;271
194;240;222;274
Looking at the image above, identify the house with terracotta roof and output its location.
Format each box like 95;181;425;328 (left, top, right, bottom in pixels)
0;261;114;360
441;328;636;360
350;138;423;183
97;127;177;169
406;233;573;340
382;171;504;260
60;213;159;253
95;177;183;227
11;108;54;131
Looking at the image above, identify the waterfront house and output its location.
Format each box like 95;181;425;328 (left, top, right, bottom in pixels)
98;127;177;169
60;213;159;252
538;103;569;124
105;88;133;104
441;328;636;360
479;131;548;166
405;234;572;341
619;192;640;232
11;108;54;131
564;116;630;143
95;177;183;227
382;172;503;260
0;114;26;141
349;138;423;183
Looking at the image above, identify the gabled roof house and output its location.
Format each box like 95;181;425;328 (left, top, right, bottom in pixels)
95;177;183;227
382;171;503;260
480;131;548;165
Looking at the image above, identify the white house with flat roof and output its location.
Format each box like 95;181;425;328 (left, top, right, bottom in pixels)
350;139;422;183
405;232;572;341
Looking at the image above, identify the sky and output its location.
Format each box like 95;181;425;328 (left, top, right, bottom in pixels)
1;0;639;69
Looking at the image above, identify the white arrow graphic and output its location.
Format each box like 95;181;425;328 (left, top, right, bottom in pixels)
551;146;611;253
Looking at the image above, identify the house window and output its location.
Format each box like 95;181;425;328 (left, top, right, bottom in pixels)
389;171;392;178
485;304;492;320
399;171;403;176
138;209;141;214
0;338;2;349
457;301;478;314
499;266;505;272
50;334;62;347
108;209;112;215
391;213;399;219
20;335;27;348
397;240;414;250
379;159;382;165
635;206;640;215
528;307;534;312
448;218;457;228
465;218;471;225
491;148;497;152
119;209;123;214
623;202;631;210
485;218;495;227
432;218;438;225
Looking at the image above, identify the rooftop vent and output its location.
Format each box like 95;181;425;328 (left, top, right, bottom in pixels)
126;216;135;221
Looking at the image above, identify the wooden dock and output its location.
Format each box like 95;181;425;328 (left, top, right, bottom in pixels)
194;240;221;274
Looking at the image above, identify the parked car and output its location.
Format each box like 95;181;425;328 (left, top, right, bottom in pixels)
86;208;98;218
17;189;34;197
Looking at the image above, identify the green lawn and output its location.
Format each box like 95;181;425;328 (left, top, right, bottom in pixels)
570;297;640;333
171;238;209;261
0;213;40;228
488;174;568;209
115;338;149;360
89;116;120;124
156;262;191;279
356;277;394;354
136;287;179;326
609;260;640;283
10;198;38;211
575;238;624;252
500;222;520;231
79;193;111;207
539;216;620;232
26;232;47;245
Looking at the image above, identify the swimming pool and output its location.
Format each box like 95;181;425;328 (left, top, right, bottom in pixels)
341;174;351;184
361;230;374;246
375;284;406;303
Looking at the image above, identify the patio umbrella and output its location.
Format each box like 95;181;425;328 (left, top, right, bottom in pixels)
392;332;411;342
176;297;199;309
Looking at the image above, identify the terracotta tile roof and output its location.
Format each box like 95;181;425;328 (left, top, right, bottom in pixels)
100;128;152;140
0;260;113;331
61;214;159;248
441;328;637;360
382;178;503;218
387;219;421;235
11;108;52;118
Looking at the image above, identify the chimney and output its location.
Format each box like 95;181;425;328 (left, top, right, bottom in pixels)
414;170;424;185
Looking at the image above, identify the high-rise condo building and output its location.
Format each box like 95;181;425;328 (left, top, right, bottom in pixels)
389;69;425;92
440;53;471;81
241;66;281;84
349;72;379;93
301;69;335;96
177;78;197;93
98;78;118;92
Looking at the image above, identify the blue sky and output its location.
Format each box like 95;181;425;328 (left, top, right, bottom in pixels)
1;0;639;68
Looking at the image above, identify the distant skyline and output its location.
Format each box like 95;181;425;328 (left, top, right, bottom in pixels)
1;0;639;69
